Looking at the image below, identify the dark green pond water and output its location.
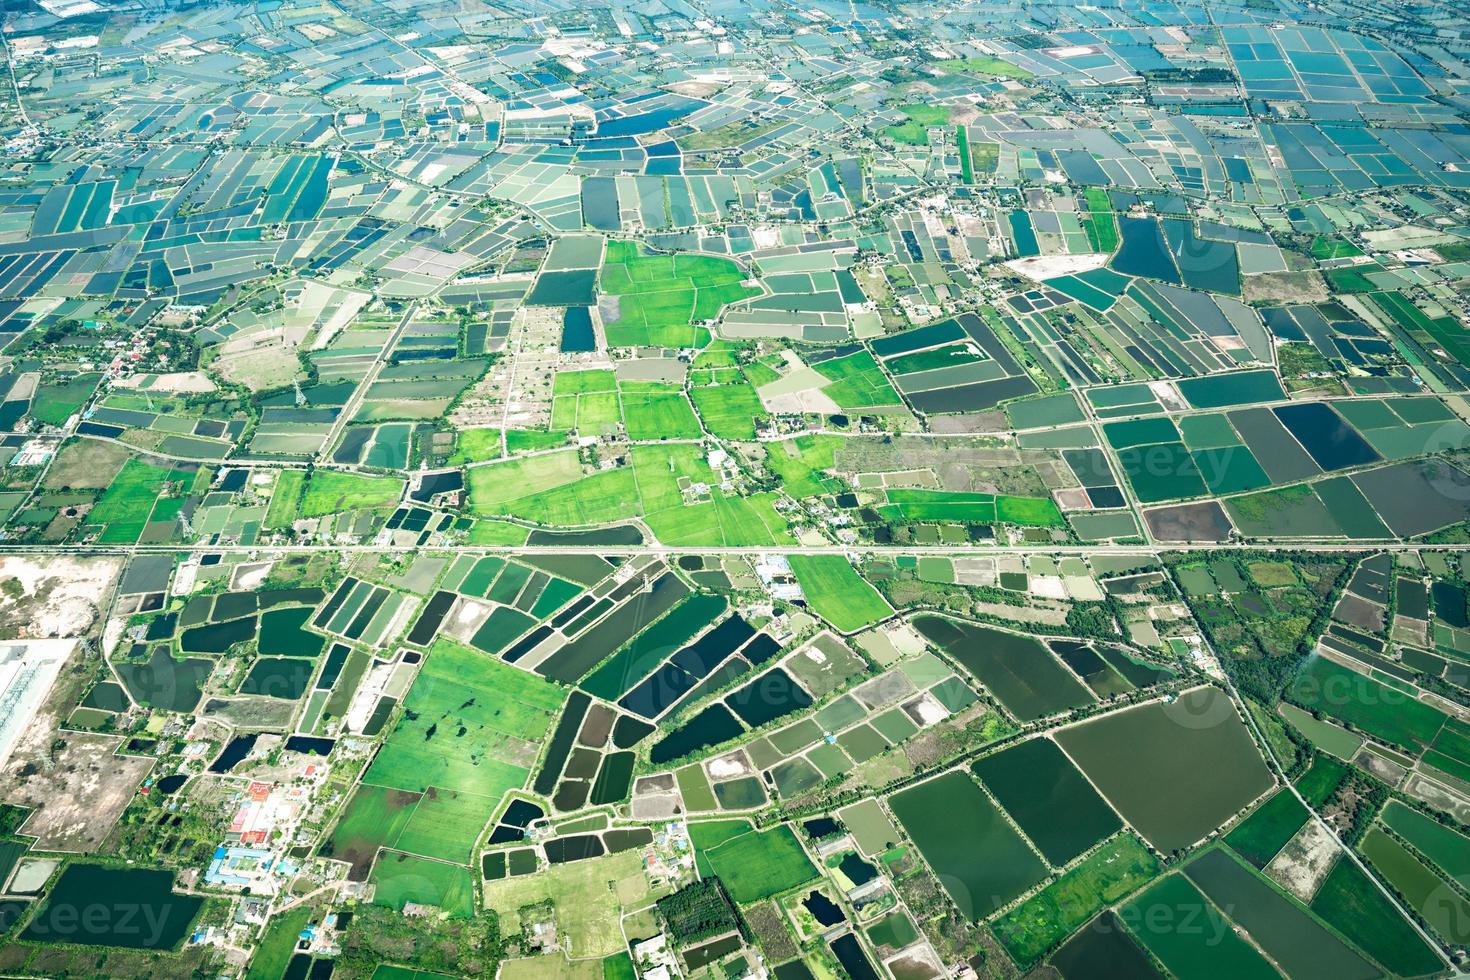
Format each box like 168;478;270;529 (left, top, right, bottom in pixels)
20;865;201;949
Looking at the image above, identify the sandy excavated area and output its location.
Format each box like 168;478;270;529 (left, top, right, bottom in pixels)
0;554;122;640
1004;253;1106;280
112;371;217;393
0;555;143;850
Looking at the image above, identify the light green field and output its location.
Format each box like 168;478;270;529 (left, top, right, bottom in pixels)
551;389;621;434
620;381;703;440
764;435;844;497
86;456;177;542
467;450;589;514
787;555;893;632
29;373;99;426
690;376;763;440
886;104;951;146
365;638;564;802
484;850;663;958
468;442;793;544
936;55;1034;79
991;833;1159;967
500;958;602;980
324;782;422;877
448;428;503;465
371;852;476;918
812;351;902;409
297;469;405;517
393;788;497;864
244;904;315;980
692;823;818;904
601;241;759;347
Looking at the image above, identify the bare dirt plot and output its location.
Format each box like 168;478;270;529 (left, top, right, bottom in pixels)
1404;773;1470;824
212;345;306;391
1143;501;1232;542
3;721;152;851
0;555;122;640
42;439;132;490
1332;593;1383;632
1266;819;1339;902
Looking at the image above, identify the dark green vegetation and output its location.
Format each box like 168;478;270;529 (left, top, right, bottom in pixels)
656;878;740;943
1122;874;1281;980
1290;654;1448;752
1222;788;1308;867
1309;856;1443;978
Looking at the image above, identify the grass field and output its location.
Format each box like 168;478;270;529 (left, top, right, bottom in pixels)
969;141;999;177
1222;788;1308;868
484;850;661;958
394;788;497;864
468;450;589;516
468;441;793;545
935;55;1034;79
811;351;901;409
787;555;892;633
602;953;635;980
693;824;817;904
265;469;305;528
244;904;315;980
297;469;405;517
551;370;620;434
365;638;564;802
372;968;458;980
86;456;177;542
689;375;763;440
885;104;951;145
600;241;758;347
371;852;476;918
1371;290;1470;368
764;435;843;497
500;958;602;980
1293;754;1348;806
324;783;422;879
992;833;1158;967
448;428;504;465
620;381;703;440
1080;188;1119;253
29;373;99;426
43;437;130;489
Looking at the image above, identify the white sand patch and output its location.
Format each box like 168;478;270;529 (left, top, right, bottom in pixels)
706;751;751;779
231;562;273;590
112;371;218;393
1029;575;1067;600
761;386;843;415
1004;253;1107;281
457;599;487;625
887;623;927;657
909;693;950;726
